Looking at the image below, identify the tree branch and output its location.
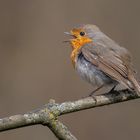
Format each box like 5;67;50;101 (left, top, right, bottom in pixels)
0;89;139;140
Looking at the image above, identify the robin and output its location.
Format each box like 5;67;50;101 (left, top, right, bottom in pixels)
65;24;140;95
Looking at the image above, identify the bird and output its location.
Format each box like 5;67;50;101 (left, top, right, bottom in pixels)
65;24;140;96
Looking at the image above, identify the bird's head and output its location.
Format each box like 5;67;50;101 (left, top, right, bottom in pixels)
65;24;100;50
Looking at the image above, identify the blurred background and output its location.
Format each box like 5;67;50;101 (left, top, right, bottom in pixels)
0;0;140;140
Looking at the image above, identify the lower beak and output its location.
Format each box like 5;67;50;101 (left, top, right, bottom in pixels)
63;40;71;43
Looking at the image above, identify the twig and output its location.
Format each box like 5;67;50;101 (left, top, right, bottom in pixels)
0;89;139;140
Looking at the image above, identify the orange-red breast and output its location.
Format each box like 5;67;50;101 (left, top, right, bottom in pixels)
65;24;140;95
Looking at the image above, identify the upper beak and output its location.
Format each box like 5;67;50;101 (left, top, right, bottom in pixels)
64;32;71;35
64;32;74;36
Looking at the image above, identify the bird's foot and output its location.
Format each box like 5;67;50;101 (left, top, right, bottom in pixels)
88;94;98;104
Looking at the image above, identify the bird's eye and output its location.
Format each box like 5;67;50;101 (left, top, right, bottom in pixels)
80;31;85;36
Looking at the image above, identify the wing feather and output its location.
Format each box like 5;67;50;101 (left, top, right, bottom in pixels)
81;43;133;89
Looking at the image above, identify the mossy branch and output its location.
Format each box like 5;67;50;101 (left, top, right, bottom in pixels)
0;89;139;140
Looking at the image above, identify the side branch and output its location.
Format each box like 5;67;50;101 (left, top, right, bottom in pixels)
0;89;139;140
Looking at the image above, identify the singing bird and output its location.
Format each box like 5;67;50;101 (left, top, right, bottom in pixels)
65;24;140;95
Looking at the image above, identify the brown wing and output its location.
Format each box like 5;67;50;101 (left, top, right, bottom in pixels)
81;42;134;90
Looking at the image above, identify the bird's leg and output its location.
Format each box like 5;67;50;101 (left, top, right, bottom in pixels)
89;84;104;96
87;85;104;104
105;85;120;96
108;85;116;93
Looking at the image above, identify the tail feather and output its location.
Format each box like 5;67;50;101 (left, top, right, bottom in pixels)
129;75;140;96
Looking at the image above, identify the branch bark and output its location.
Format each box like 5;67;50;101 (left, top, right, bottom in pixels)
0;89;139;140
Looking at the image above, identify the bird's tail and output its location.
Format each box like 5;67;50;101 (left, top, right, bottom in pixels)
129;74;140;96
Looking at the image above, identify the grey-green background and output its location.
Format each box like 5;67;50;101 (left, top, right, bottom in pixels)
0;0;140;140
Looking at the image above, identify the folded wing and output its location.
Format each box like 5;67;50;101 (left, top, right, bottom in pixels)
81;42;138;91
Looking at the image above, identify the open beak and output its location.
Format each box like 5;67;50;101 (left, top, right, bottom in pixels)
63;32;74;43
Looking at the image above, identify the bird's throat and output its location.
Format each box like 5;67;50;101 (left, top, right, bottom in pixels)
70;37;92;66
